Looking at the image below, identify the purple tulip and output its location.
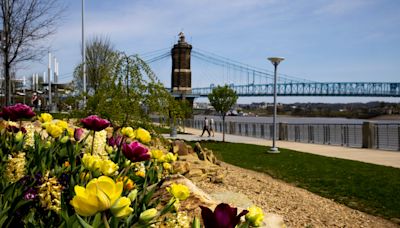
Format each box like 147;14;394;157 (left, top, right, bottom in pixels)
107;135;122;147
0;103;35;121
122;141;151;162
80;115;110;131
200;203;248;228
23;188;38;200
74;128;84;141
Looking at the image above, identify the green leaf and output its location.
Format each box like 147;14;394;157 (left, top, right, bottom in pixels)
92;213;101;228
76;214;93;228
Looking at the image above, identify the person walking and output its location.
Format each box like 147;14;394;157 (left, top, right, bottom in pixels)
209;118;215;137
200;117;210;137
31;92;38;110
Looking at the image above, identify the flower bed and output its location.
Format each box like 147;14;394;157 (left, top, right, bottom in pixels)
0;104;266;227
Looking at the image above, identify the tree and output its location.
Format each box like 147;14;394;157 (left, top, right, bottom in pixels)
208;85;238;142
73;36;118;94
0;0;63;105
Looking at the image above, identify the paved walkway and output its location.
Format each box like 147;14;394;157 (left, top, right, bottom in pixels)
163;127;400;169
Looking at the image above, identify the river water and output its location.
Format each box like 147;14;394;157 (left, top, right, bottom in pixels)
194;115;400;124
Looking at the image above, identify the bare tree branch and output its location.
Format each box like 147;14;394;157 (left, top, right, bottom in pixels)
1;0;64;105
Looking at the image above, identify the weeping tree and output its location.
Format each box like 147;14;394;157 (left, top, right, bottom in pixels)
208;85;238;142
73;46;174;129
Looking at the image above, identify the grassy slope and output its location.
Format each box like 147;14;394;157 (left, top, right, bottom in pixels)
198;141;400;220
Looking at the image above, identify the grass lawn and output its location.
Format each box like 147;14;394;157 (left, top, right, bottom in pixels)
198;141;400;220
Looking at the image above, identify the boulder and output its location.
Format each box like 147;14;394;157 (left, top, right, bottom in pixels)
172;140;190;156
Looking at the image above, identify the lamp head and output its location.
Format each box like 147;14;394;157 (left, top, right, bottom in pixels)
268;57;285;66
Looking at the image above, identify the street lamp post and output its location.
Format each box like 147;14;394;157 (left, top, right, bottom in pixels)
82;0;86;107
267;57;285;153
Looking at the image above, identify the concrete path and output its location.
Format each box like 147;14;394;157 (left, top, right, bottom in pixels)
163;127;400;169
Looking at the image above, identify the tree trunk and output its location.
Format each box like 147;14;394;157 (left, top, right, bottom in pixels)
222;114;226;142
4;61;10;106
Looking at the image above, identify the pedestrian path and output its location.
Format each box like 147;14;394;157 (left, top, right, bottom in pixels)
163;127;400;169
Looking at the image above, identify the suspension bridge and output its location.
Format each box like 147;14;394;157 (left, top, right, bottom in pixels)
143;34;400;98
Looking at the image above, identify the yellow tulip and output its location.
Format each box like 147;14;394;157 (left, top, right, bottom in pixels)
70;176;124;216
134;128;151;143
166;183;190;201
151;149;164;160
38;113;53;123
82;154;102;171
70;185;100;216
86;176;123;210
15;131;24;142
55;120;68;130
163;162;172;171
121;127;135;138
139;208;158;223
110;197;133;218
45;123;63;138
163;152;177;163
60;136;69;144
100;159;119;176
245;205;265;227
128;189;138;201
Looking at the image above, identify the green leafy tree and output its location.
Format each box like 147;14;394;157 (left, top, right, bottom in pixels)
208;85;238;141
72;38;175;130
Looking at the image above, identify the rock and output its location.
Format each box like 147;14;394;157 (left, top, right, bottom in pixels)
173;161;191;175
153;175;218;217
210;191;253;209
172;140;189;155
264;213;286;228
390;218;400;225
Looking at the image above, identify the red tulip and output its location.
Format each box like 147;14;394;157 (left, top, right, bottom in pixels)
200;203;248;228
0;103;35;121
74;128;84;141
122;141;150;162
80;115;110;131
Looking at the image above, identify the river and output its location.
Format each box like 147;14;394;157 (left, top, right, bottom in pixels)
194;115;400;124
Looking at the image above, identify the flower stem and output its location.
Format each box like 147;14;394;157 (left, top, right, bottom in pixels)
91;131;95;154
102;212;110;228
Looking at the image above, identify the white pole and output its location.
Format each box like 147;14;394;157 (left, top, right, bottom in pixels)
32;73;35;91
48;52;52;106
43;71;46;83
82;0;86;106
54;57;57;83
35;73;38;90
23;76;26;104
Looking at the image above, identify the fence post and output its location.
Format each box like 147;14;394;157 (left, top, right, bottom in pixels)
362;121;374;148
279;122;288;141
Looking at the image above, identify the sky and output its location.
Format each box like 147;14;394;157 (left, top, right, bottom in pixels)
20;0;400;104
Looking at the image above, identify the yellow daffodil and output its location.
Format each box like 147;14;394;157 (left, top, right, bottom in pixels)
121;127;135;138
166;183;190;201
134;127;151;143
245;205;265;227
70;176;125;216
38;113;53;123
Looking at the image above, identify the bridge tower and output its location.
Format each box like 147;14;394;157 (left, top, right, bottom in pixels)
171;32;197;106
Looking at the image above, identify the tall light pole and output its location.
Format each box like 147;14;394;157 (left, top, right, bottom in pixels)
267;57;285;153
82;0;86;106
